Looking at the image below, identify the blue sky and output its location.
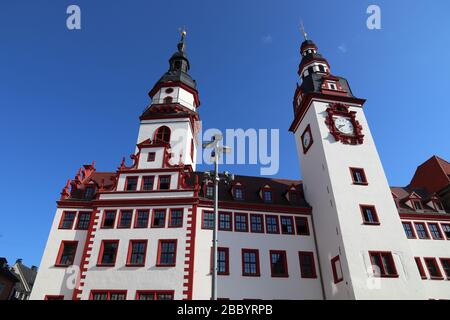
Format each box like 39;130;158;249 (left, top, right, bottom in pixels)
0;0;449;266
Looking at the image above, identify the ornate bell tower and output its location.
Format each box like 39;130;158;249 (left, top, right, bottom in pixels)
289;33;426;299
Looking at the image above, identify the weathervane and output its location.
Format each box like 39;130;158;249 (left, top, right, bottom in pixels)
300;21;308;40
177;26;187;52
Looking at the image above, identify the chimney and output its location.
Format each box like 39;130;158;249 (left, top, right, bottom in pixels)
31;265;38;272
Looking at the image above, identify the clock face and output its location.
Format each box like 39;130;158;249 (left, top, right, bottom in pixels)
302;131;311;148
334;117;354;135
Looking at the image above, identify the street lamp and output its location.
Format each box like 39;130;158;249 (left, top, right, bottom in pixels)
202;134;232;300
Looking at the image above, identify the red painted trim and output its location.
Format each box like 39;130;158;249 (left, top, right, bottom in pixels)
156;239;178;267
234;212;249;232
441;223;450;240
183;202;198;300
439;258;450;279
134;209;150;228
402;221;417;239
269;250;289;278
168;208;183;228
265;215;280;234
55;241;78;267
201;210;214;230
414;222;431;239
241;249;260;277
399;213;450;221
58;211;76;230
44;295;64;300
359;204;381;225
424;257;444;280
301;124;314;154
414;257;427;279
135;290;174;300
324;103;364;145
117;209;133;229
427;222;445;240
97;240;119;267
210;247;230;276
298;251;317;279
218;211;233;231
280;216;295;235
101;210;117;229
349;167;368;185
89;290;127;300
158;175;172;190
368;251;399;278
147;152;156;162
198;199;312;214
74;211;92;230
126;240;148;267
140;175;155;191
294;216;310;236
249;214;264;233
124;176;139;192
151;209;167;228
331;255;343;284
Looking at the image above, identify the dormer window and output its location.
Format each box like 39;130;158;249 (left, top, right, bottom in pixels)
206;184;214;198
434;201;444;211
233;187;243;200
413;200;423;210
261;186;273;203
289;191;297;204
318;65;325;73
328;82;337;90
84;186;95;199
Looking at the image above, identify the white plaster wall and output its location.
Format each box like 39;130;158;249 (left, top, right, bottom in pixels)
30;208;90;300
192;207;323;300
152;87;196;110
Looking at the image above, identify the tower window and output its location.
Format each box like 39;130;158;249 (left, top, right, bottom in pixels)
147;152;156;162
270;250;288;277
165;88;174;94
331;256;343;284
369;251;398;277
428;223;444;240
163;96;173;104
350;168;368;185
319;65;325;73
360;205;380;225
154;126;171;143
402;222;416;239
55;241;78;267
414;222;430;239
424;258;443;279
298;251;317;278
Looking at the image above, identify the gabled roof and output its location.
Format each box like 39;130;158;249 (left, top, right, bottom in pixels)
409;155;450;194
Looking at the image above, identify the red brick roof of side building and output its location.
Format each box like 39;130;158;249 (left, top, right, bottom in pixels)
409;155;450;195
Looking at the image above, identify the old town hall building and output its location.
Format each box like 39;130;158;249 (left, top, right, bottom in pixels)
30;32;450;300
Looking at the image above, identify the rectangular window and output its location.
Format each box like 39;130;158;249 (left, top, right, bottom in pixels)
369;251;398;277
151;209;166;228
55;241;77;267
270;250;288;277
118;210;133;228
280;216;295;235
415;257;427;279
134;210;149;228
424;258;443;279
350;167;368;185
102;210;116;229
158;176;171;190
289;191;298;204
298;251;317;278
168;209;183;228
233;187;243;200
439;258;450;279
76;212;91;230
97;240;119;266
59;211;76;229
235;213;248;232
435;201;444;211
428;223;443;240
265;215;279;234
295;217;309;235
90;291;126;300
125;176;138;191
147;152;156;162
202;211;214;230
127;240;147;266
250;214;264;233
206;185;214;198
441;224;450;239
141;176;155;191
44;295;64;300
331;256;343;284
414;222;430;239
136;291;174;300
242;249;260;277
217;247;229;275
413;201;423;210
218;212;232;231
263;190;273;203
402;222;416;239
360;205;380;225
157;240;177;266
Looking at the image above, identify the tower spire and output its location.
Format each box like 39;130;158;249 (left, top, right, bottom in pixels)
300;21;308;41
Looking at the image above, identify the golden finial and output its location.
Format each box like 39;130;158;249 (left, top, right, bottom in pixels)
300;21;308;40
179;26;187;41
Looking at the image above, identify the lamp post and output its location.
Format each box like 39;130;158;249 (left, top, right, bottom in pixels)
202;134;232;300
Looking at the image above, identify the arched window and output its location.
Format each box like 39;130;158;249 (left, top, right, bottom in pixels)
154;126;171;143
163;96;173;104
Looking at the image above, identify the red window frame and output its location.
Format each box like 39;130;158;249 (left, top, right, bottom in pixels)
147;152;156;162
250;214;264;233
439;258;450;279
44;295;64;300
269;250;289;278
124;176;139;191
241;249;260;277
154;126;171;143
298;251;317;279
134;209;149;228
210;247;230;276
441;223;450;240
75;211;91;230
158;175;171;190
168;208;183;228
424;257;444;280
349;167;368;185
141;176;155;191
135;290;174;300
101;210;117;229
295;216;310;236
414;222;430;239
265;215;280;234
201;211;214;230
117;209;133;229
156;239;177;267
402;221;417;239
359;205;380;225
368;251;398;278
280;216;295;235
151;209;166;228
427;223;444;240
90;290;127;300
97;240;119;267
58;211;76;230
331;255;343;284
218;212;232;231
126;240;148;267
414;257;427;279
234;213;249;232
55;241;78;267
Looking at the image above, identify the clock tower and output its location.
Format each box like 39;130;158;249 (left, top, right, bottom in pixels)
290;36;426;299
